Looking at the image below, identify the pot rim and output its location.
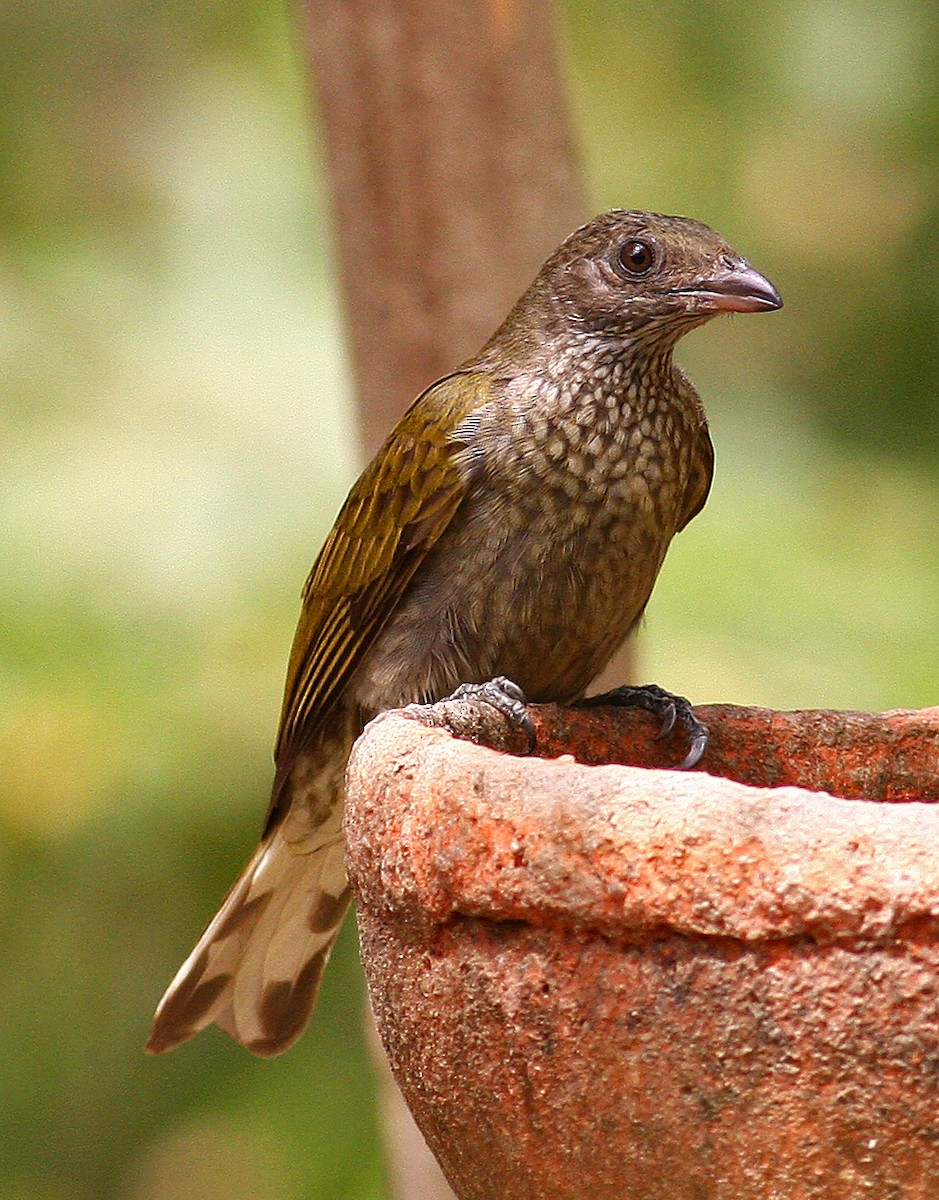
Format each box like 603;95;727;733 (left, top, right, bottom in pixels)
345;709;939;949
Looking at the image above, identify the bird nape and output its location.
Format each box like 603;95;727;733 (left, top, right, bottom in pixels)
147;209;782;1057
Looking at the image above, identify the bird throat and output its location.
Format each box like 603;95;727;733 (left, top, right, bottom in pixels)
507;332;696;527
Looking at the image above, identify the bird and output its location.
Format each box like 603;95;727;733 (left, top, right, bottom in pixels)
147;209;781;1057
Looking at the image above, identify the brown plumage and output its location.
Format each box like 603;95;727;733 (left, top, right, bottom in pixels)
147;210;781;1056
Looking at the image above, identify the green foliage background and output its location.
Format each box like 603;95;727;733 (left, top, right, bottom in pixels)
1;3;937;1197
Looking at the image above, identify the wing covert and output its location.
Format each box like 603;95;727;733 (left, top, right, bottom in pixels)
273;371;488;769
677;424;714;532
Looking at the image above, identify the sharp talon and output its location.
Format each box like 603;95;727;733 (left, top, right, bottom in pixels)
677;727;708;771
655;703;677;740
518;709;537;754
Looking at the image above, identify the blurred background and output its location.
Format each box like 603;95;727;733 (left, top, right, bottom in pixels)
1;2;937;1197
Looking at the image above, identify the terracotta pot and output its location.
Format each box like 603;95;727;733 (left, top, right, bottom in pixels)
345;701;939;1200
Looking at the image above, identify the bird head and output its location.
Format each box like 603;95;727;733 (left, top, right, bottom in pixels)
533;210;782;347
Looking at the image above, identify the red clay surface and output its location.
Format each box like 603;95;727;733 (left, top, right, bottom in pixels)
346;702;939;1200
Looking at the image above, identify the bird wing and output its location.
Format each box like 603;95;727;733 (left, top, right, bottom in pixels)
269;369;486;816
677;423;714;531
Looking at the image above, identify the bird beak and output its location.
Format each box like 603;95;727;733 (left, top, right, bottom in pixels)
673;262;783;314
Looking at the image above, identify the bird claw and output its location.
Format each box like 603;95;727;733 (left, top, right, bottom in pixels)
580;683;707;770
654;702;677;740
446;676;536;753
677;726;709;772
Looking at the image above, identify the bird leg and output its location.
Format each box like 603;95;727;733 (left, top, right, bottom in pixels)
444;676;537;753
579;683;708;770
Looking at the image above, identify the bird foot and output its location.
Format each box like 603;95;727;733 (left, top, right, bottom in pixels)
445;676;536;753
579;683;707;770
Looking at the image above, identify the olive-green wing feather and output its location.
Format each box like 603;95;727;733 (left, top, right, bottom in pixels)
272;370;488;782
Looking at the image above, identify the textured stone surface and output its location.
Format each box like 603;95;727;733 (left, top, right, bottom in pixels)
346;704;939;1200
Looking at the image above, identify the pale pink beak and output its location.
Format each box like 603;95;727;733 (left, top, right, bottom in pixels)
674;262;783;314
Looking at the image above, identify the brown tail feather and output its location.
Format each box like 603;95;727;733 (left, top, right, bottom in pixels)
148;721;355;1056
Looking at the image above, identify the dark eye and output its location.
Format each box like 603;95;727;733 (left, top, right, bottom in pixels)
618;240;654;275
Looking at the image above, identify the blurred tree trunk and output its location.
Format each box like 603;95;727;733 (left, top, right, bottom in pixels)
295;0;587;455
292;2;614;1196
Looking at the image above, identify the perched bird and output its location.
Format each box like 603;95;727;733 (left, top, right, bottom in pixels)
148;210;781;1057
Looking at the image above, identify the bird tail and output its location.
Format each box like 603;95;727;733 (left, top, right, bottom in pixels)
147;726;354;1057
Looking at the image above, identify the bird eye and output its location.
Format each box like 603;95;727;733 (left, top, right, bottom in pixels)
617;240;654;276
